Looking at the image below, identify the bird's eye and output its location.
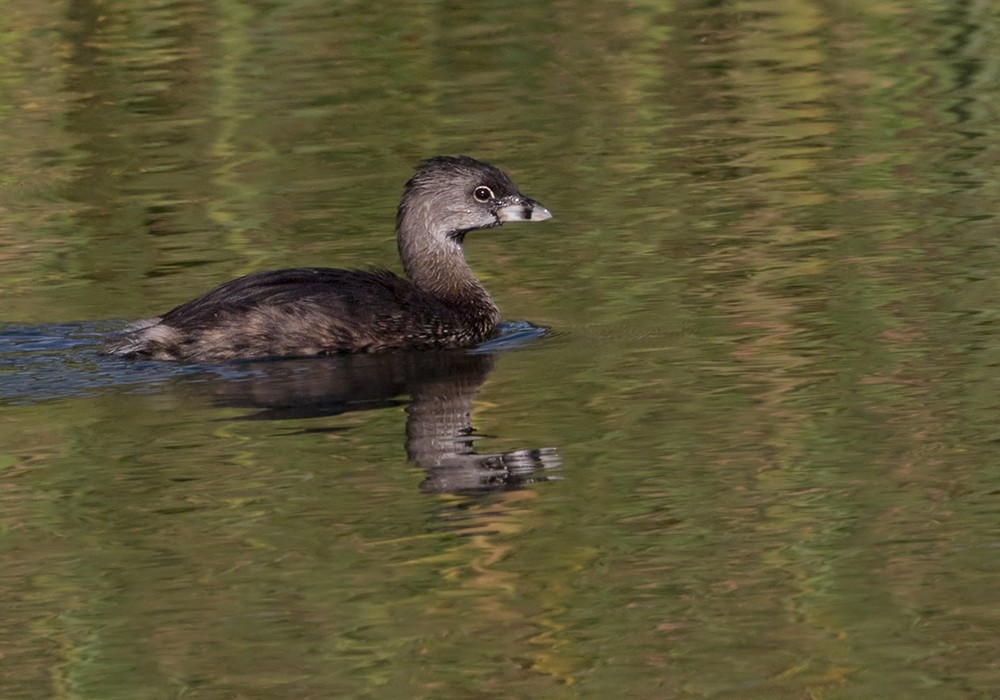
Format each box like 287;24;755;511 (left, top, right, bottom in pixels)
473;186;494;203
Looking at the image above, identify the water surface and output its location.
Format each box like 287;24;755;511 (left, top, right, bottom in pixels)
1;0;999;698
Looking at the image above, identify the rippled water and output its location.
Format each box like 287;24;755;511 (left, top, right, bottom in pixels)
2;0;999;698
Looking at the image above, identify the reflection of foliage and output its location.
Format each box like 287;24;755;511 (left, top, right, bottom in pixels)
1;0;999;696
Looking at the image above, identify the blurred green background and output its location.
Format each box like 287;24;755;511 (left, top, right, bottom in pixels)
1;0;999;698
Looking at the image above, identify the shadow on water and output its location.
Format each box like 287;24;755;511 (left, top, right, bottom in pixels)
0;320;560;494
211;348;560;493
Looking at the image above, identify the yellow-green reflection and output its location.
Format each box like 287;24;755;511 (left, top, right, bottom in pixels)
1;0;999;697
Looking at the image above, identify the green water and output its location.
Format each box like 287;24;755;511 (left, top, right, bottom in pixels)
1;0;999;697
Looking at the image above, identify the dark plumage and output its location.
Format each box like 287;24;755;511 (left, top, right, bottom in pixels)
103;156;552;362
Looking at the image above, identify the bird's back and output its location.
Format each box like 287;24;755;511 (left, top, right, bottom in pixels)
105;267;499;362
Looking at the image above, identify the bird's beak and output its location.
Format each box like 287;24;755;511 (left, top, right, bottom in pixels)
497;196;553;223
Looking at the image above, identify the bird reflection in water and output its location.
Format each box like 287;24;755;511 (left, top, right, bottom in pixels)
202;349;560;494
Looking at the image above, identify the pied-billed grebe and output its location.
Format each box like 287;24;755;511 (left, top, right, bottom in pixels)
104;156;552;362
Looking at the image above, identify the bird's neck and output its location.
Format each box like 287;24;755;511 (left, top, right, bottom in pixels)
396;213;500;327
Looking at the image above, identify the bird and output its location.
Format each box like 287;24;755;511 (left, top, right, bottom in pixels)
103;156;552;362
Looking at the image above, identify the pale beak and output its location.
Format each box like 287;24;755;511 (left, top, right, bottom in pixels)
497;197;553;223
